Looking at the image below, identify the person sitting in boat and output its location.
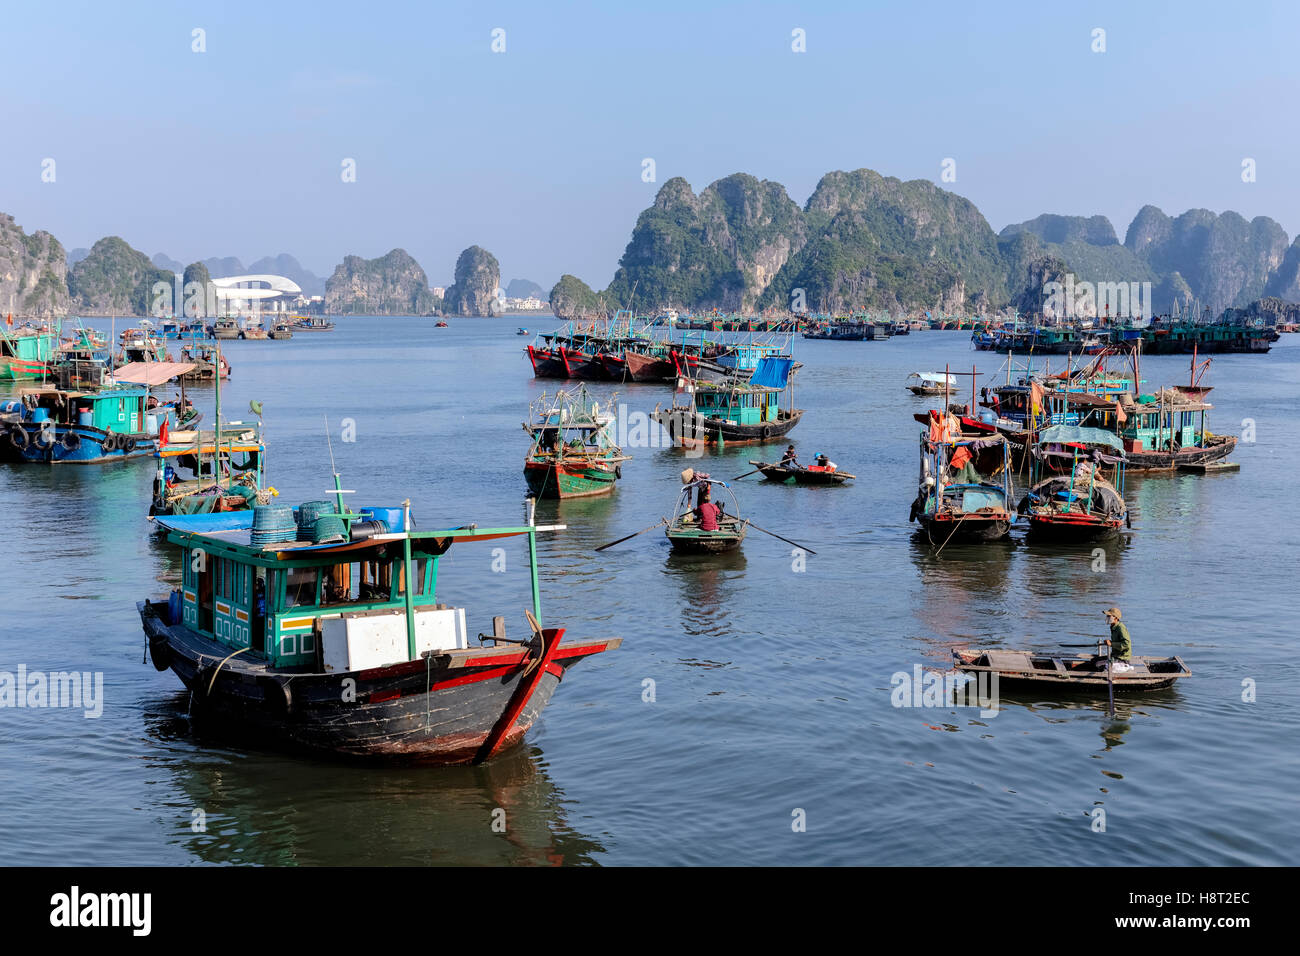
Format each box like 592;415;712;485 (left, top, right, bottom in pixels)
695;484;724;532
779;444;801;469
812;453;837;472
1099;607;1134;673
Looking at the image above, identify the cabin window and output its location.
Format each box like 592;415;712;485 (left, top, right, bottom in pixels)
283;567;320;608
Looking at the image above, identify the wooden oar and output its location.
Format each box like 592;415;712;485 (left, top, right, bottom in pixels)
741;519;816;554
595;517;667;551
732;462;767;481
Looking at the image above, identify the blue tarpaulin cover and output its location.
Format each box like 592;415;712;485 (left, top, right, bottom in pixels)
153;505;411;540
748;357;794;389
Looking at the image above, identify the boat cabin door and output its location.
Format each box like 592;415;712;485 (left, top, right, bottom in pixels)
197;556;214;633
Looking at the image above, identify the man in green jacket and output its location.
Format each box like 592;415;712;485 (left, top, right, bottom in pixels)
1103;607;1134;673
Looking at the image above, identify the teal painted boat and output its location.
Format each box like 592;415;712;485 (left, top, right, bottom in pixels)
653;356;803;447
0;321;61;381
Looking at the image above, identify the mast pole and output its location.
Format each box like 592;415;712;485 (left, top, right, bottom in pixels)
214;338;222;487
403;499;417;660
527;496;542;624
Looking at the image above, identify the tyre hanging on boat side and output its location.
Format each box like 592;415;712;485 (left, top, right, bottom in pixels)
8;426;29;451
148;634;171;671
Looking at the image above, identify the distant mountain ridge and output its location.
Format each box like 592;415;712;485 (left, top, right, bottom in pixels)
551;168;1300;320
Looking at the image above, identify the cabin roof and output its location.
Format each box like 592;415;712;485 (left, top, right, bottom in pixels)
156;509;541;563
108;361;197;385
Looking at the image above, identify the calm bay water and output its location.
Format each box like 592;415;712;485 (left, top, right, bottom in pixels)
1;318;1297;866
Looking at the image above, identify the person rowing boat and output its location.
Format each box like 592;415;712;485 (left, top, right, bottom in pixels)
1095;606;1134;673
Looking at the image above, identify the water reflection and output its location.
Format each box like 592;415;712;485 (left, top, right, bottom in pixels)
909;534;1017;640
1018;533;1131;604
663;551;747;639
145;695;605;866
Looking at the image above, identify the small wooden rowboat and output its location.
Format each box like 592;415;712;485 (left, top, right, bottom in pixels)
952;648;1191;691
666;514;746;553
748;461;855;484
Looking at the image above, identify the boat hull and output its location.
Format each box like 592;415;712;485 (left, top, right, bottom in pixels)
754;463;851;485
953;649;1190;692
559;347;609;380
624;349;677;383
1024;513;1123;541
527;345;569;378
0;422;154;464
0;356;49;381
654;408;804;447
139;600;614;765
1125;435;1237;472
665;527;745;553
524;460;619;499
916;512;1011;543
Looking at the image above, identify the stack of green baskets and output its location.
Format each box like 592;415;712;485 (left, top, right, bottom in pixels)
297;500;333;540
251;505;297;546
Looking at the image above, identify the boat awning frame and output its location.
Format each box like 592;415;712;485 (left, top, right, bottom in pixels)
1035;424;1126;453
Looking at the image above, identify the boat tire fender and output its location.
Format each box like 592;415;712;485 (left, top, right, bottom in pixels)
8;426;30;450
148;634;171;672
260;676;293;714
61;430;81;451
761;425;773;440
34;426;54;449
121;436;137;455
615;465;622;480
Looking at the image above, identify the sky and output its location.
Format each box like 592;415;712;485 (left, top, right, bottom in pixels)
3;0;1298;290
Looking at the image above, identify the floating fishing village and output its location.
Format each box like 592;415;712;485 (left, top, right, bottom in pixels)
0;302;1266;754
4;7;1299;897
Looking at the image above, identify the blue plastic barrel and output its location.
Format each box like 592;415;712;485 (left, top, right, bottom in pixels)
77;411;93;427
30;407;49;423
0;400;23;417
979;410;996;425
168;589;182;625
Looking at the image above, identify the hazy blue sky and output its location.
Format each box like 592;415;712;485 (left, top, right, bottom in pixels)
3;1;1297;290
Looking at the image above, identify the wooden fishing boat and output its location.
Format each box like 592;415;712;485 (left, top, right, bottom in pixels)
1117;388;1236;471
435;321;449;328
0;361;195;464
160;319;209;341
210;317;241;339
291;315;335;332
909;410;1014;544
623;346;680;383
1017;425;1128;540
905;372;957;396
178;344;231;381
268;323;295;340
653;356;801;447
139;492;620;764
0;322;60;381
748;460;854;485
523;386;629;499
240;322;270;340
952;648;1191;692
665;473;746;553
